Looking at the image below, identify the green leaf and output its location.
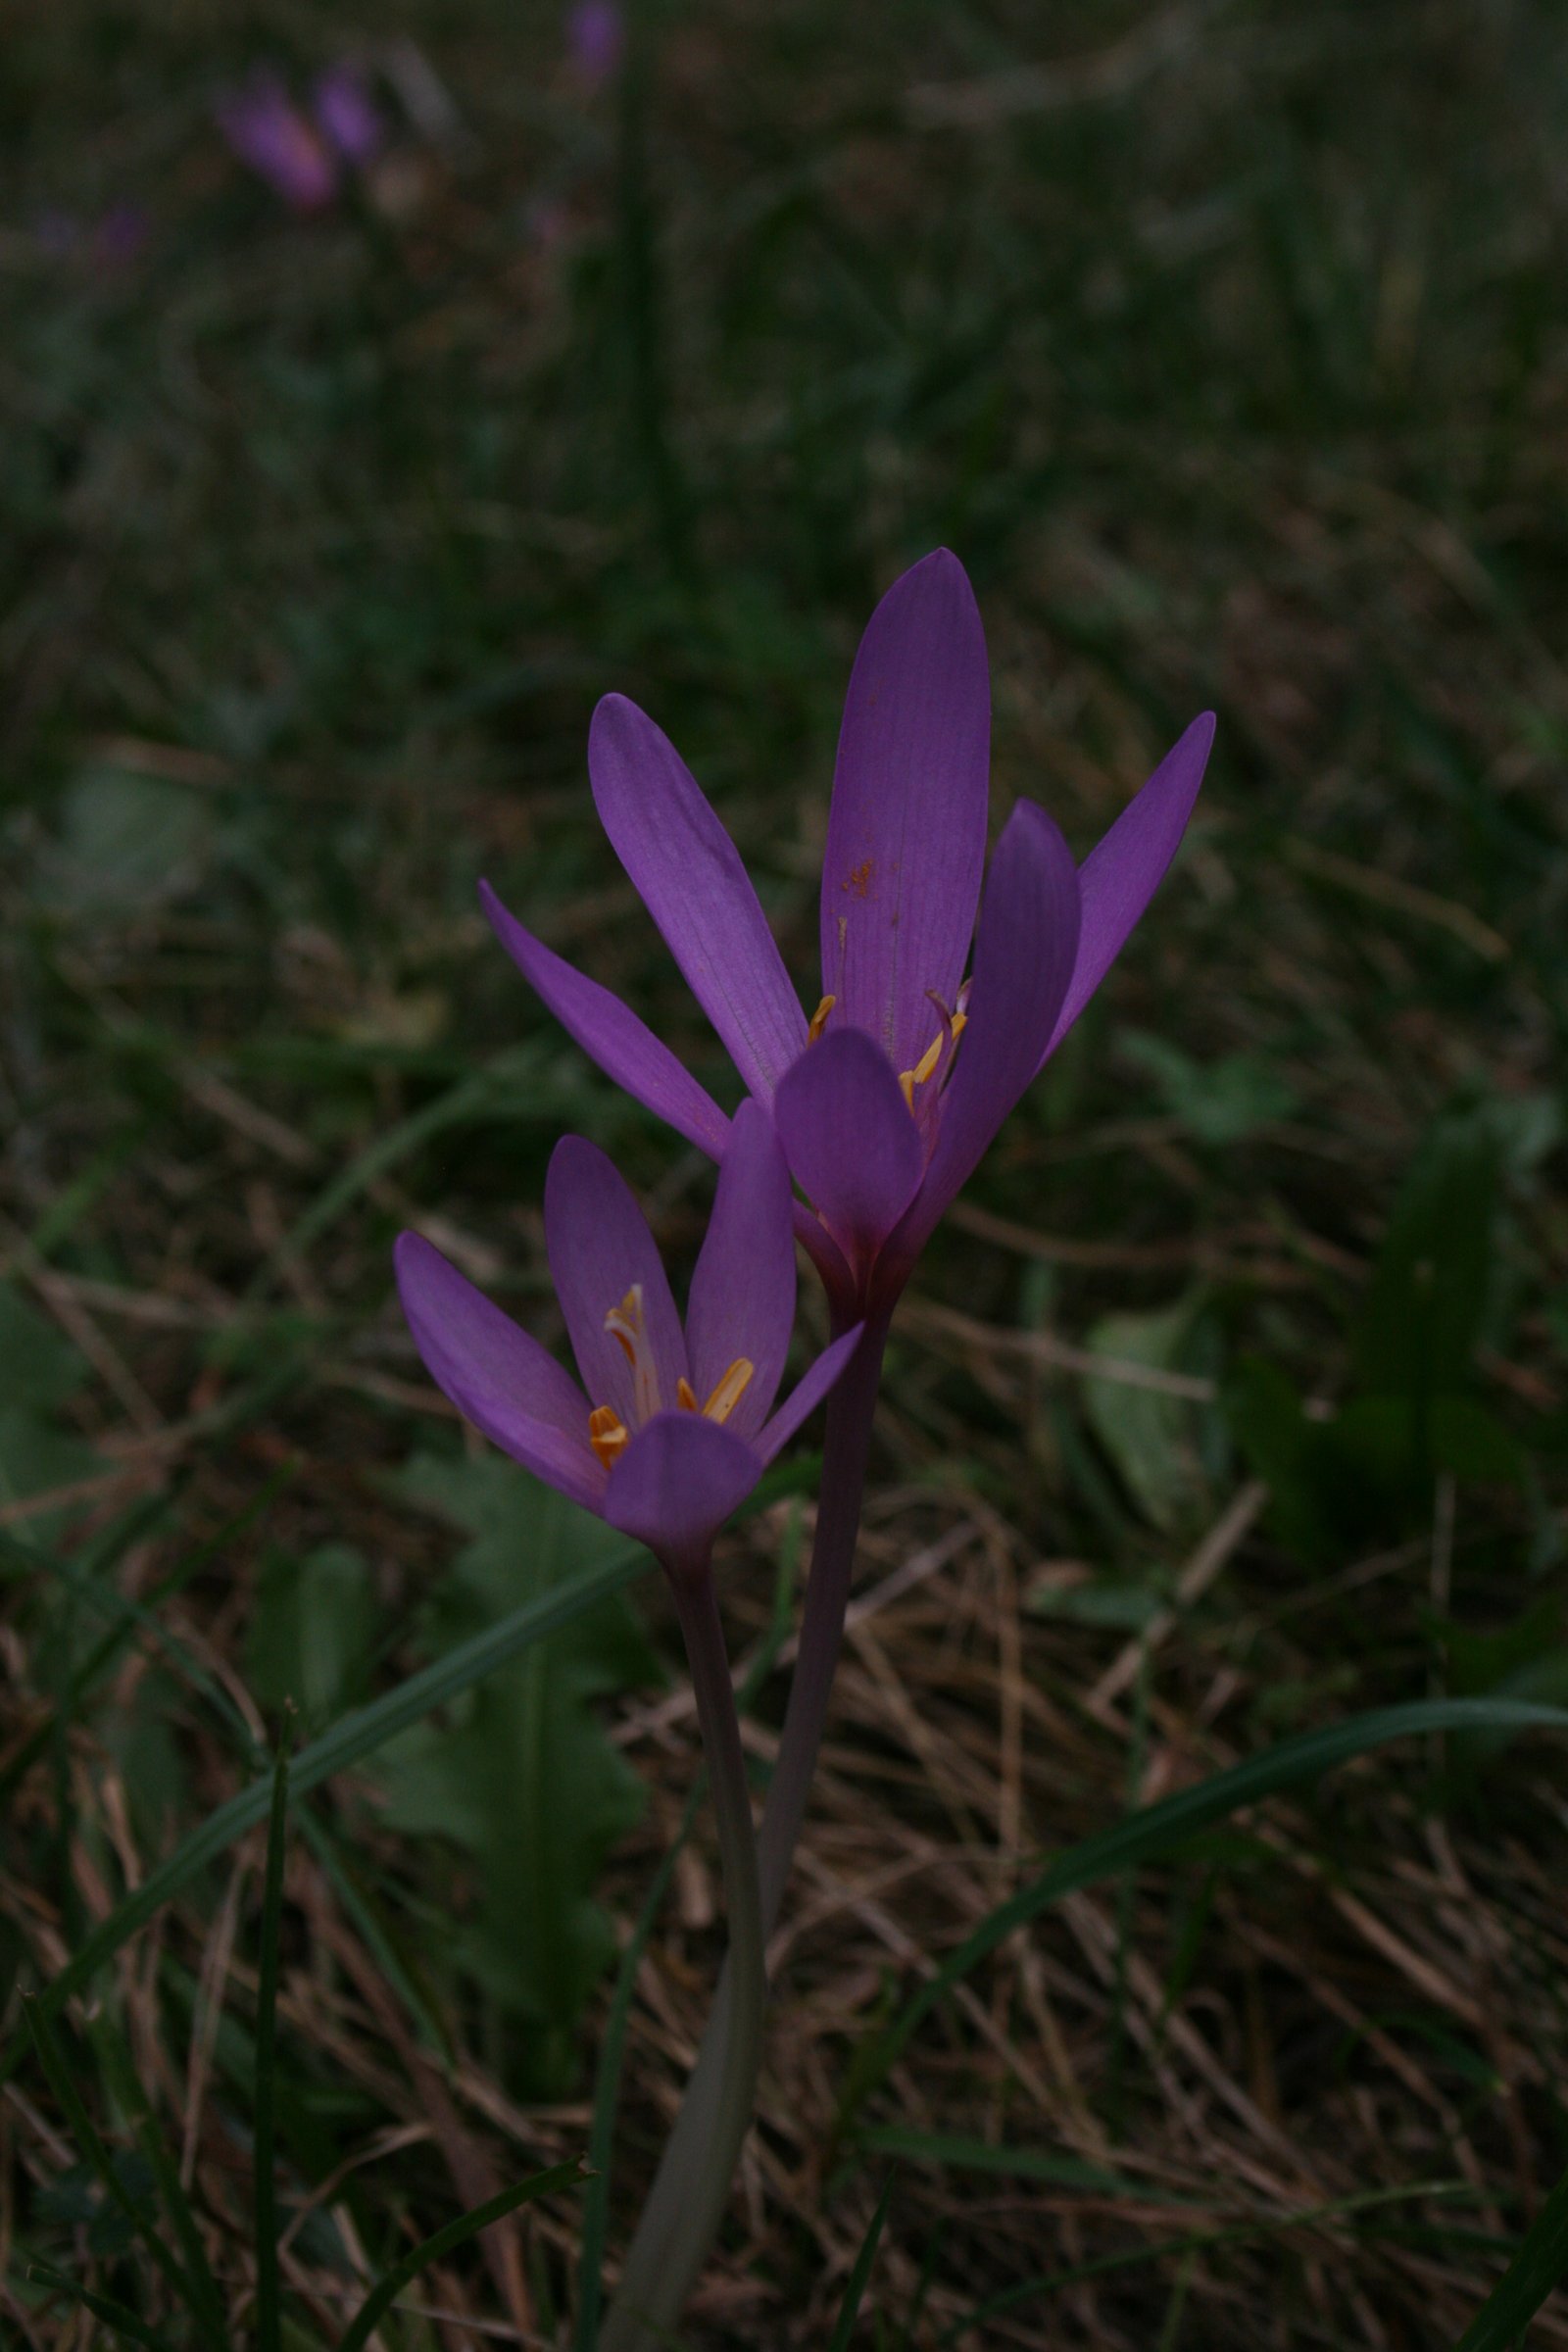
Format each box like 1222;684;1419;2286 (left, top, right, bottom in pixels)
337;2158;588;2352
255;1735;290;2352
840;1698;1568;2128
1353;1109;1501;1398
375;1456;660;2086
41;767;212;911
246;1544;379;1730
1083;1295;1212;1531
4;1532;648;2085
1454;2153;1568;2349
0;1406;101;1545
1118;1031;1298;1145
0;1284;90;1410
828;2170;896;2352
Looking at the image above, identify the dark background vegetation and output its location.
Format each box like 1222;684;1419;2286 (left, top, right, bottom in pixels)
3;1;1567;2344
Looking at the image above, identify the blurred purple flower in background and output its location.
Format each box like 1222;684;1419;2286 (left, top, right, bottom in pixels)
566;0;625;88
313;64;384;167
396;1106;859;1571
217;71;336;210
33;201;151;269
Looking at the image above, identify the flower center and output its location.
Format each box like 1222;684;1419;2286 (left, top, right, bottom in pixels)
587;1281;755;1470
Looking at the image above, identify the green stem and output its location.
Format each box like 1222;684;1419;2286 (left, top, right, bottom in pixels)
600;1315;889;2343
602;1562;764;2350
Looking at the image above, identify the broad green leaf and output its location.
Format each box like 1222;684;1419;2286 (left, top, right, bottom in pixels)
376;1456;660;2089
1083;1295;1212;1531
245;1544;379;1730
43;767;212;910
1353;1109;1500;1399
0;1283;90;1410
1119;1031;1298;1145
4;1534;648;2084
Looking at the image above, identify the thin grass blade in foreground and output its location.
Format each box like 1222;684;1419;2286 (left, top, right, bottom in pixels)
844;1696;1568;2124
336;2157;590;2352
24;2260;183;2352
4;1537;646;2081
828;2171;897;2352
254;1731;291;2352
1454;2153;1568;2351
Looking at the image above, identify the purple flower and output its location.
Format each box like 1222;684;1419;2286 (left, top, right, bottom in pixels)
313;64;384;167
482;551;1214;1321
566;0;624;86
396;1104;859;1570
217;72;336;211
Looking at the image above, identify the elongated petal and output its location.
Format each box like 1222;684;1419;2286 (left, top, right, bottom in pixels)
481;881;730;1159
757;1325;863;1463
772;1027;923;1266
603;1412;760;1561
819;549;991;1076
1038;710;1214;1068
394;1232;605;1510
589;695;808;1100
684;1101;794;1438
545;1137;687;1423
893;802;1080;1259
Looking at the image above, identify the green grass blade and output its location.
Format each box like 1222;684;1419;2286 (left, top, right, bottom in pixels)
255;1732;291;2352
89;2015;227;2345
3;1538;646;2083
827;2170;896;2352
337;2156;588;2352
21;1997;207;2334
24;2260;184;2352
842;1697;1568;2127
1455;2154;1568;2350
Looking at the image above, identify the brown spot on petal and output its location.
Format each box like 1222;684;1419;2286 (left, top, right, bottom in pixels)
843;859;873;898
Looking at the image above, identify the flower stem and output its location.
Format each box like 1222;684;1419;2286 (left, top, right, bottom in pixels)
601;1562;764;2352
600;1314;889;2344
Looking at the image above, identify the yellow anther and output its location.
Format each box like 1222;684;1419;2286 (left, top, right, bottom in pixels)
676;1360;755;1423
603;1282;662;1419
588;1404;629;1469
702;1357;754;1425
899;1002;969;1111
807;994;837;1045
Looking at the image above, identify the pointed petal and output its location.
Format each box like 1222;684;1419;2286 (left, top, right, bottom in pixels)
819;549;991;1075
757;1325;863;1462
603;1412;760;1562
684;1101;795;1438
394;1232;605;1511
481;881;730;1159
893;802;1080;1259
545;1137;687;1423
1039;711;1214;1068
589;694;808;1099
772;1027;923;1267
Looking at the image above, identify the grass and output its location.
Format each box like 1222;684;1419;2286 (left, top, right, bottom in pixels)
4;0;1568;2344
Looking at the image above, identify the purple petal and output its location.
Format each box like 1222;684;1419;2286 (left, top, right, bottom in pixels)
566;0;624;84
545;1137;687;1423
603;1412;760;1562
313;65;384;165
1039;711;1214;1069
684;1101;795;1438
394;1233;604;1510
819;550;991;1077
589;695;808;1101
892;801;1080;1259
216;74;337;210
772;1027;923;1267
480;880;731;1160
757;1325;863;1463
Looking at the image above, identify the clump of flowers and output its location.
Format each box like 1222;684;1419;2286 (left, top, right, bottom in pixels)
216;62;385;212
398;549;1211;2348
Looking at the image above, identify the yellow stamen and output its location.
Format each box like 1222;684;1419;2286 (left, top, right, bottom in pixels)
602;1282;662;1419
676;1361;755;1423
702;1357;754;1424
588;1404;629;1469
898;1003;968;1111
899;1068;916;1112
807;994;836;1045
